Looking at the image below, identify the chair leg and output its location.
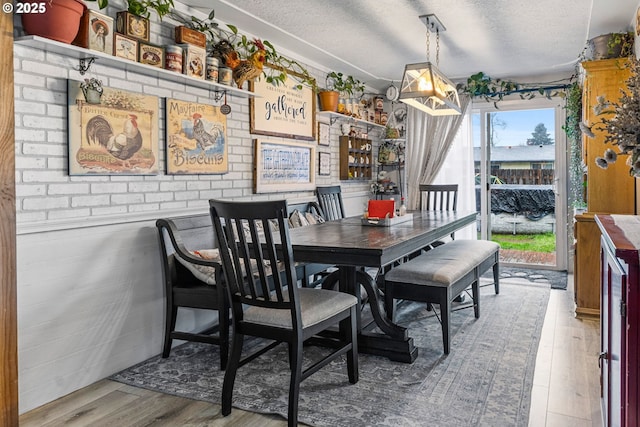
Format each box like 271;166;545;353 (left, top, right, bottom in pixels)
218;303;230;370
344;305;359;384
493;261;500;294
440;292;451;355
472;279;480;319
384;283;396;321
162;305;178;358
288;338;303;427
221;332;244;417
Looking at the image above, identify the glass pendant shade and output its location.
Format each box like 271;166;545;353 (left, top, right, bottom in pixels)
399;62;461;116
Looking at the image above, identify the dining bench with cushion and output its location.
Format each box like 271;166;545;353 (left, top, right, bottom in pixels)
384;239;500;354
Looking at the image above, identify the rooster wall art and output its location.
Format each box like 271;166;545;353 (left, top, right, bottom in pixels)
165;98;228;175
68;80;159;175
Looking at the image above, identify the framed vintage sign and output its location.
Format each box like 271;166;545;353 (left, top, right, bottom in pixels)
165;98;228;174
249;65;316;141
68;80;159;175
318;151;330;176
253;139;315;193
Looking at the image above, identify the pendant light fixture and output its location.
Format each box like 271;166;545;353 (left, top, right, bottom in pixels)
399;14;461;116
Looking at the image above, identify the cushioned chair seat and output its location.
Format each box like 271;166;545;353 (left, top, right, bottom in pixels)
245;288;357;328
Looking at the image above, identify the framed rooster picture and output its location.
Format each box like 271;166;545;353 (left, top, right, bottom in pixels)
67;80;159;175
249;64;316;141
164;98;228;174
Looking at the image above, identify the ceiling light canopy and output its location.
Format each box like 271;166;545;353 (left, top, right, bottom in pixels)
399;14;461;116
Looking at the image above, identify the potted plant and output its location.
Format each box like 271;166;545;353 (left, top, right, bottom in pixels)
588;32;634;60
168;9;315;90
21;0;87;44
79;77;103;104
319;71;365;112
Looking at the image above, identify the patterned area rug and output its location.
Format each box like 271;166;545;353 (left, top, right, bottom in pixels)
111;282;549;426
484;266;568;290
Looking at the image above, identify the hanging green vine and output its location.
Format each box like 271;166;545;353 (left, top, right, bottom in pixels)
563;81;586;208
457;71;570;108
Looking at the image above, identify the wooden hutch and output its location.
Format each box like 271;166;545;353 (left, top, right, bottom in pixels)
574;58;635;318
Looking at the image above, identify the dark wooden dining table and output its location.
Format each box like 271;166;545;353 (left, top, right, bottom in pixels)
288;210;477;363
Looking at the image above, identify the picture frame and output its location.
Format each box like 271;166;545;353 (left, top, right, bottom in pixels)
253;139;316;193
138;42;164;68
114;33;138;62
67;80;159;175
73;10;114;55
249;64;316;141
317;122;330;146
318;151;331;176
180;44;206;80
165;98;228;175
116;11;150;42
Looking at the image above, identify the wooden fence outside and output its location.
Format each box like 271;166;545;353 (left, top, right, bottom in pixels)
484;169;555;185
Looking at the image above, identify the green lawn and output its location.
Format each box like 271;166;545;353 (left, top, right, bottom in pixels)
490;233;556;253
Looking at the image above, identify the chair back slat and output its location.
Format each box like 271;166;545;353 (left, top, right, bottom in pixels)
316;185;346;221
419;184;458;212
210;199;300;313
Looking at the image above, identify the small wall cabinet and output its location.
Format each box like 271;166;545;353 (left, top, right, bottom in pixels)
339;136;372;181
596;214;640;427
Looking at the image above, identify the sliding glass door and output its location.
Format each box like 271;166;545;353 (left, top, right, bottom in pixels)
473;99;567;270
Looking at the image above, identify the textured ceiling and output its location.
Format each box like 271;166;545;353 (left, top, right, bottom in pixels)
179;0;637;92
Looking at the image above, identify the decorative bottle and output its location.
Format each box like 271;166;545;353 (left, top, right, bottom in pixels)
399;197;407;216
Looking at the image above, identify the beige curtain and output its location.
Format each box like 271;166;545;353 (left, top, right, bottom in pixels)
405;95;471;210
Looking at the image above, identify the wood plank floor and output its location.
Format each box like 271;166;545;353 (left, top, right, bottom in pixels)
20;274;601;427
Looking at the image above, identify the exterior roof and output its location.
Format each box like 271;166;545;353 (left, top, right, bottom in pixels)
473;145;556;162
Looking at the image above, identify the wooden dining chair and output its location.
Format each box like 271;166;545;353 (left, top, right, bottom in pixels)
419;184;459;243
316;185;346;221
209;199;359;426
156;215;229;370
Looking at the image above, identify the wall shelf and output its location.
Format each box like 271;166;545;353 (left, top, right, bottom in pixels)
317;111;385;133
14;36;258;98
339;135;372;181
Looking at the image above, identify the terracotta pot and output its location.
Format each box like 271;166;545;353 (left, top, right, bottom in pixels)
318;90;339;112
21;0;86;44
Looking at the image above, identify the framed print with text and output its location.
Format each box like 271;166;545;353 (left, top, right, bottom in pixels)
249;65;316;141
253;139;315;193
319;151;330;176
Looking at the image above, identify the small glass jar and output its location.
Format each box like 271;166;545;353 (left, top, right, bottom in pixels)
219;66;233;86
206;57;219;82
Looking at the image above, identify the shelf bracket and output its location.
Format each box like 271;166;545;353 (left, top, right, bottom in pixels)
77;57;96;75
210;89;225;102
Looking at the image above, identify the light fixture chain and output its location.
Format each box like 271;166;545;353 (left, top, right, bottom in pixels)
436;29;440;67
426;28;430;61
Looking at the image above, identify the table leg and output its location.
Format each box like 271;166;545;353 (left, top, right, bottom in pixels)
337;266;417;363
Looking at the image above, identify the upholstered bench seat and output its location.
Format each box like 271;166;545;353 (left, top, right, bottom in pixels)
384;239;499;354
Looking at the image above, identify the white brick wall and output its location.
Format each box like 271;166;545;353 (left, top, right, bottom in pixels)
14;29;374;230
